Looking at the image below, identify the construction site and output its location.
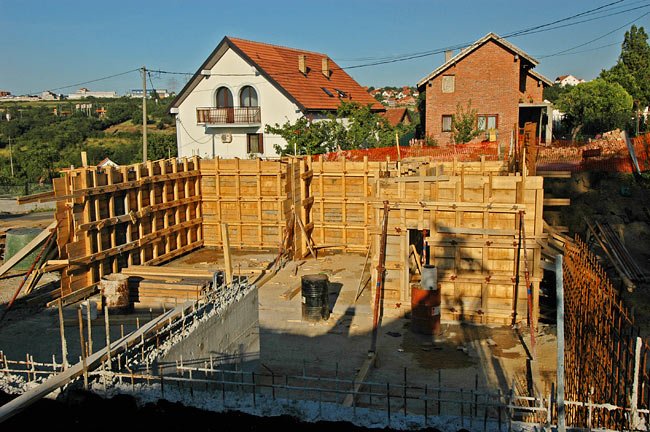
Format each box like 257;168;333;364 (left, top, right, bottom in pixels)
1;128;650;431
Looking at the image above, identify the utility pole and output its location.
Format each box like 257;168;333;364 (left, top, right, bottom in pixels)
142;66;148;162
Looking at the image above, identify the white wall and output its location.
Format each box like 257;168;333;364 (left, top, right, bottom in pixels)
176;48;302;159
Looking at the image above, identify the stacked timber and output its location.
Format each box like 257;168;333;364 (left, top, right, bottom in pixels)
121;266;212;308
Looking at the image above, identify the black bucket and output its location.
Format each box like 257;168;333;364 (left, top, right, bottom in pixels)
301;274;330;322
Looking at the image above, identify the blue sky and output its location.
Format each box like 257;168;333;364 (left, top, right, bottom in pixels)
1;0;650;96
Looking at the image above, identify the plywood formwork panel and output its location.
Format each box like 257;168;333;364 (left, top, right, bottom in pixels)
51;157;203;295
370;164;543;326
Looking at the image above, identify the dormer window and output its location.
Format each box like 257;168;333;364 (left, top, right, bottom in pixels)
240;86;258;107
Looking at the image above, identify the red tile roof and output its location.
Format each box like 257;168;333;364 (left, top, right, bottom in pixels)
228;37;383;112
380;108;411;126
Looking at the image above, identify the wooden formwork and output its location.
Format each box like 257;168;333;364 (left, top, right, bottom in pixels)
370;162;544;326
198;157;309;256
52;157;203;295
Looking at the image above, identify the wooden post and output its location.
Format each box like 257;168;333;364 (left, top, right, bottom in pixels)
221;223;232;284
631;336;642;429
58;299;69;370
556;254;566;432
78;309;88;390
81;151;88;168
395;131;401;161
86;299;93;355
104;305;111;370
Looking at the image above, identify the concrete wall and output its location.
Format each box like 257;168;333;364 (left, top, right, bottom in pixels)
176;48;302;159
422;40;546;147
159;288;260;372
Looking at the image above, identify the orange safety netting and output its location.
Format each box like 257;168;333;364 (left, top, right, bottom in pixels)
313;132;650;173
316;141;500;162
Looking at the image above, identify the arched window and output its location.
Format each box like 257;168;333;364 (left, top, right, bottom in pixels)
240;86;258;107
216;87;233;108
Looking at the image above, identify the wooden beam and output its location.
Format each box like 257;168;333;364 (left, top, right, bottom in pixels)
537;171;571;178
45;283;99;308
388;175;450;183
544;198;571;206
282;282;302;300
343;351;376;406
221;223;233;284
0;220;57;278
16;190;56;205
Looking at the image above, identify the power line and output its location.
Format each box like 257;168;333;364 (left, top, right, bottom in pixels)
44;68;140;93
539;9;650;58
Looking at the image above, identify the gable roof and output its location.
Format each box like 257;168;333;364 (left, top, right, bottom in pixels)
170;36;383;113
380;108;412;126
416;32;552;88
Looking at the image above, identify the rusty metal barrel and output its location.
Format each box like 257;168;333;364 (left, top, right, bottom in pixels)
301;274;330;322
411;265;441;334
100;273;132;313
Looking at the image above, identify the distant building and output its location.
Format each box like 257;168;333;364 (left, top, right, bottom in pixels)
0;91;11;97
67;88;118;99
97;157;119;168
381;107;413;126
554;75;585;87
130;89;173;98
41;90;59;100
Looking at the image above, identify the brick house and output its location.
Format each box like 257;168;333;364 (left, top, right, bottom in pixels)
417;33;553;147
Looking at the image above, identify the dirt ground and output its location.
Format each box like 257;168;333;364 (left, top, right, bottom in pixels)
545;171;650;335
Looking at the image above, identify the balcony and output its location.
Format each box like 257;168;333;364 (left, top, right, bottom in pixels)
196;107;261;126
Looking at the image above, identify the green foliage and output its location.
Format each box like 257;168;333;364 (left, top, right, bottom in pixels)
451;100;481;144
266;101;415;156
0;98;177;182
556;79;633;138
543;83;574;104
600;25;650;107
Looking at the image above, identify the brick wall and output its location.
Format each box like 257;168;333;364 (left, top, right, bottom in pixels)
423;40;545;146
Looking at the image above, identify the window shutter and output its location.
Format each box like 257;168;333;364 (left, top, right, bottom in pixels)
246;134;252;153
258;133;264;154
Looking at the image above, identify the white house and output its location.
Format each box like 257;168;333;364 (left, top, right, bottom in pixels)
168;36;383;159
554;75;586;87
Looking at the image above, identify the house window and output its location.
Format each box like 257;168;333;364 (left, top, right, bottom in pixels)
247;133;264;154
442;75;455;93
477;114;498;131
216;87;233;108
442;115;453;132
240;86;258;107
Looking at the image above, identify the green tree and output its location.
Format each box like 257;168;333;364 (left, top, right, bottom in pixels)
543;83;574;104
451;100;481;144
600;25;650;107
266;101;413;155
556;79;633;140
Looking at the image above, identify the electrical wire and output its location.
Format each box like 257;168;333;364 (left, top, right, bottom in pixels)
44;68;140;93
539;9;650;58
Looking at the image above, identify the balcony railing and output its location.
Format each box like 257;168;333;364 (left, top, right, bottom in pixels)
196;107;261;125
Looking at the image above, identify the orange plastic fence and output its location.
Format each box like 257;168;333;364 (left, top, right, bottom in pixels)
316;141;499;162
314;132;650;173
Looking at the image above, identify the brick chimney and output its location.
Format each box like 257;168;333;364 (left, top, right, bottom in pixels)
445;50;453;62
298;54;307;74
322;57;330;78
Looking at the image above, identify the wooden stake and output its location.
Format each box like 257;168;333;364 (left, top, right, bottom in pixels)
221;223;233;284
104;305;111;370
58;299;69;370
86;299;92;356
78;309;88;390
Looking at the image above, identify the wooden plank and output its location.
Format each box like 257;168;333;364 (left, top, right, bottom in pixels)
16;190;56;205
45;283;98;308
544;198;571;206
221;223;233;284
388;175;450;183
342;352;376;406
537;171;571;178
282;282;302;300
0;220;57;278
